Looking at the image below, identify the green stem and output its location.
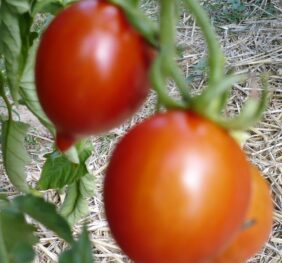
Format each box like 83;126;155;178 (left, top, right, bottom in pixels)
159;0;191;103
0;77;12;121
199;74;247;105
2;96;12;121
168;62;191;102
160;0;176;58
129;0;139;7
28;188;44;197
217;77;269;130
109;0;158;47
150;56;186;109
182;0;225;86
192;74;246;119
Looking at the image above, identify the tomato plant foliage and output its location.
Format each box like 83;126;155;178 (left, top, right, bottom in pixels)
0;194;93;263
0;207;38;263
59;226;93;263
0;0;99;261
38;142;93;190
2;120;30;192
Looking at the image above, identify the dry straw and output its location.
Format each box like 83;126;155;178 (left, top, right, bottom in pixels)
0;0;281;262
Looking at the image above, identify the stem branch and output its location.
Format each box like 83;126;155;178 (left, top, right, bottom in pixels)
0;73;13;121
150;56;186;109
160;0;176;58
158;0;191;103
182;0;225;86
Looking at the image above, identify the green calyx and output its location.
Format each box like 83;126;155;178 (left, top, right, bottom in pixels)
114;0;268;133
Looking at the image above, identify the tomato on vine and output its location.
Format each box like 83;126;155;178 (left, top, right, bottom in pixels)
104;110;252;263
35;0;154;151
213;165;273;263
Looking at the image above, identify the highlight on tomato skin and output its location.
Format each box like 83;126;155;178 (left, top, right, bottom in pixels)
212;165;273;263
104;110;252;263
35;0;155;152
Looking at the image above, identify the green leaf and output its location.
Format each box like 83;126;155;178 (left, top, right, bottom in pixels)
14;194;74;244
0;190;8;199
59;226;93;263
1;120;30;192
0;207;38;263
0;0;32;101
79;173;95;198
38;144;93;190
60;183;89;226
19;13;36;69
31;0;65;16
19;39;54;133
228;0;246;11
60;173;95;225
2;0;30;13
0;194;9;210
192;57;208;75
0;220;9;263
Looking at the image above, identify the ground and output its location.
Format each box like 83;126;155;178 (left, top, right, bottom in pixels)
0;0;282;262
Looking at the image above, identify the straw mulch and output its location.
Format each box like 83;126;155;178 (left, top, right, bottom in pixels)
0;0;281;262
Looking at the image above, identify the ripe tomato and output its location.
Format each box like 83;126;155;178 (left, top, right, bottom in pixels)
35;0;153;151
213;165;273;263
104;110;251;263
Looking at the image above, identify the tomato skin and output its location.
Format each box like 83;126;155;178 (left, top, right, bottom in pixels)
213;165;273;263
104;111;251;263
35;0;153;151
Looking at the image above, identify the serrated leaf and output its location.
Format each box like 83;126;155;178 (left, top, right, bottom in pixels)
59;226;93;263
38;145;92;190
0;0;32;101
79;173;95;198
1;120;30;192
60;183;89;226
14;194;74;244
0;207;38;263
60;173;95;225
31;0;65;16
19;39;54;133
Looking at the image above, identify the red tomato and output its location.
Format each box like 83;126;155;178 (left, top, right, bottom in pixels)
104;110;252;263
213;165;273;263
35;0;153;151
